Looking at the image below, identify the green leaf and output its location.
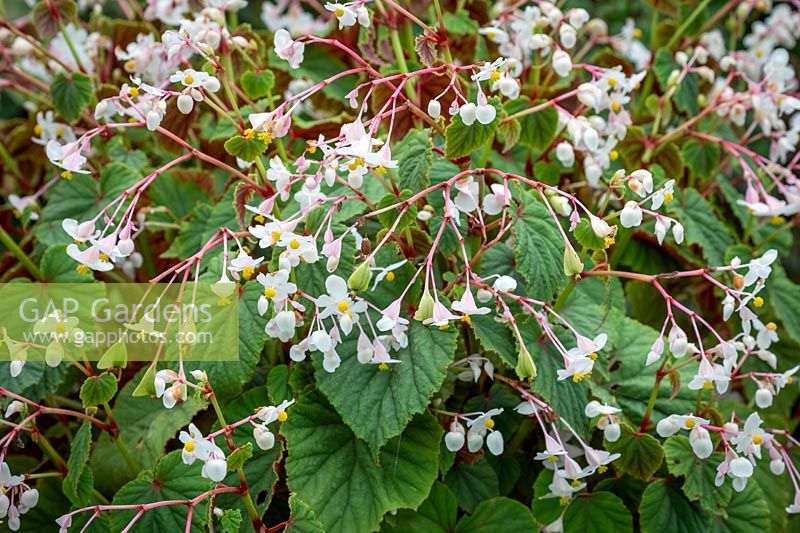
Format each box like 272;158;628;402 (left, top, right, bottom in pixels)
440;10;478;35
663;435;732;513
281;391;441;533
52;72;94;123
574;218;606;250
99;162;140;199
62;422;93;505
471;314;516;366
670;188;734;265
90;368;204;494
604;423;664;480
315;321;457;452
682;139;719;179
512;194;565;301
706;481;769;533
241;70;275;100
224;135;268;162
385;481;458;532
639;479;708;533
286;495;326;533
563;492;633;533
517;100;558;150
267;364;292;404
79;372;118;407
445;101;500;159
111;450;214;531
376;190;418;231
42;174;97;220
226;442;254;472
457;497;537;532
394;129;433;190
768;265;800;343
443;459;500;513
33;0;77;39
219;509;243;533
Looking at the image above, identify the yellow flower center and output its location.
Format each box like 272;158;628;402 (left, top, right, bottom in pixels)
490;71;501;81
98;253;110;262
753;297;764;308
608;78;617;87
752;435;763;445
129;87;140;97
289;239;300;250
33;124;43;135
242;266;254;280
184;75;194;85
548;455;559;463
664;192;674;203
386;272;395;282
243;128;255;140
264;287;277;298
56;324;66;333
485;418;495;429
184;441;195;452
611;101;621;112
609;150;618;161
271;231;281;241
598;465;608;473
632;28;642;38
258;131;272;143
770;215;785;225
571;479;582;487
76;264;89;275
604;236;615;248
278;411;288;422
337;301;350;313
348;157;365;171
308;142;317;154
61;170;73;180
755;49;764;58
335;8;344;17
378;362;389;371
255;214;265;223
559;496;570;506
767;322;777;331
125;60;136;71
375;165;386;174
685;418;696;429
787;376;794;384
461;314;472;324
703;379;713;390
572;372;591;383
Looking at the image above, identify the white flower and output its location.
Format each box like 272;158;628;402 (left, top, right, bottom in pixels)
427;99;441;119
552;49;573;77
155;369;186;409
316;275;367;335
451;289;490;319
743;249;778;287
656;414;709;437
274;29;305;69
46;140;90;175
8;194;39;220
256;270;297;315
229;252;264;281
267;310;297;342
556;142;575;167
688;356;730;394
730;412;768;459
728;456;753;492
689;426;714;459
459;102;478;126
169;69;209;88
475;93;496;125
444;421;465;451
67;243;115;272
493;275;517;292
620;201;643;227
755;387;773;408
483;183;510;215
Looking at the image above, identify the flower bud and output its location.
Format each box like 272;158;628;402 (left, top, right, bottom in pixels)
563;243;583;276
97;339;128;369
603;422;621;442
427;99;441;119
347;260;372;292
413;289;435;322
515;346;537;380
755;388;773;409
